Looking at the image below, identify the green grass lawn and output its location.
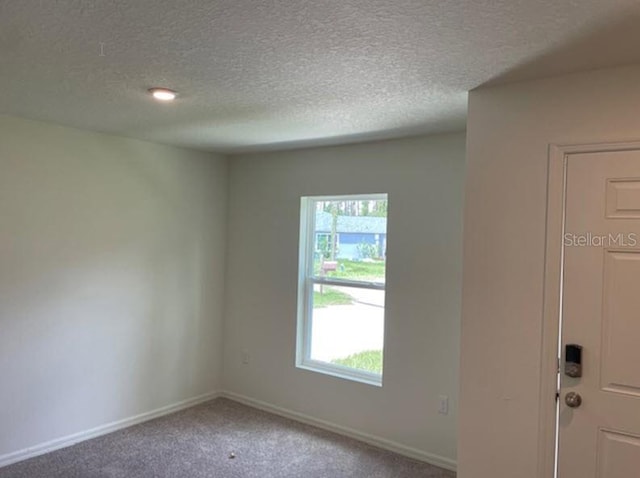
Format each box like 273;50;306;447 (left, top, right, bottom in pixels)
313;287;353;308
337;259;385;280
331;350;383;374
315;259;386;281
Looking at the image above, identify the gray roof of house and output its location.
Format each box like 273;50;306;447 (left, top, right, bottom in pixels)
315;211;387;234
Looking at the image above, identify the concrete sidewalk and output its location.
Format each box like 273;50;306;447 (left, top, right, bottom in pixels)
310;288;384;362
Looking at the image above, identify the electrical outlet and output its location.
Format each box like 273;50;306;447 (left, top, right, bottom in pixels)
241;350;250;365
438;395;449;415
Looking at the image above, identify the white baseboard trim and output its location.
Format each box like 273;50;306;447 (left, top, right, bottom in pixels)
0;390;220;469
220;390;457;472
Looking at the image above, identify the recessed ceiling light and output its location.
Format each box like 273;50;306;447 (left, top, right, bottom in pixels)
148;87;177;101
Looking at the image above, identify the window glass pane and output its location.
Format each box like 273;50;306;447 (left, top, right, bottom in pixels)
310;285;385;375
312;198;387;284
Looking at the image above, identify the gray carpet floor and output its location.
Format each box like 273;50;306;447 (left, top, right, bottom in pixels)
0;398;456;478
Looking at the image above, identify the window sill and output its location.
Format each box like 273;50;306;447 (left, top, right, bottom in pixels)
297;360;383;387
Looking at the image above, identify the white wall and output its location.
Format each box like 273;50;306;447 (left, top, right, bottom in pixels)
223;133;465;466
459;64;640;478
0;115;227;459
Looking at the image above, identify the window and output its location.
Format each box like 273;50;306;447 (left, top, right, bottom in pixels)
296;194;388;386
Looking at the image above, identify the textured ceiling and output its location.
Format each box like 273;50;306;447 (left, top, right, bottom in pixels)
2;0;640;153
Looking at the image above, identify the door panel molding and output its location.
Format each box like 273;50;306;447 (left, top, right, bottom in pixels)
606;178;640;218
600;249;640;397
597;428;640;478
540;141;640;478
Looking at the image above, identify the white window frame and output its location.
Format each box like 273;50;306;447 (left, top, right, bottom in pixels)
296;193;388;387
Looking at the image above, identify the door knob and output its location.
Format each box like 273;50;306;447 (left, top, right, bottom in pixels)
565;392;582;408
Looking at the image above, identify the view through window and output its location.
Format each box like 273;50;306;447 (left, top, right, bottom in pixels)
297;194;388;385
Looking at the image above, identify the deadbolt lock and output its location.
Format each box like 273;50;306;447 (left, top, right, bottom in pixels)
565;344;583;378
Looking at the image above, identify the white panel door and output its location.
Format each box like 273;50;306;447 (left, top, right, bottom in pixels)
559;150;640;477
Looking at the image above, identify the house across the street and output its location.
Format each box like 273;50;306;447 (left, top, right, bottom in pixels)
314;211;387;260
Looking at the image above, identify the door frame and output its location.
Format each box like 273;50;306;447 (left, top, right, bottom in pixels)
539;140;640;477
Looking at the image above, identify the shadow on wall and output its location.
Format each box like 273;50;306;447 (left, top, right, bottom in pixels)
484;11;640;87
0;143;214;430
